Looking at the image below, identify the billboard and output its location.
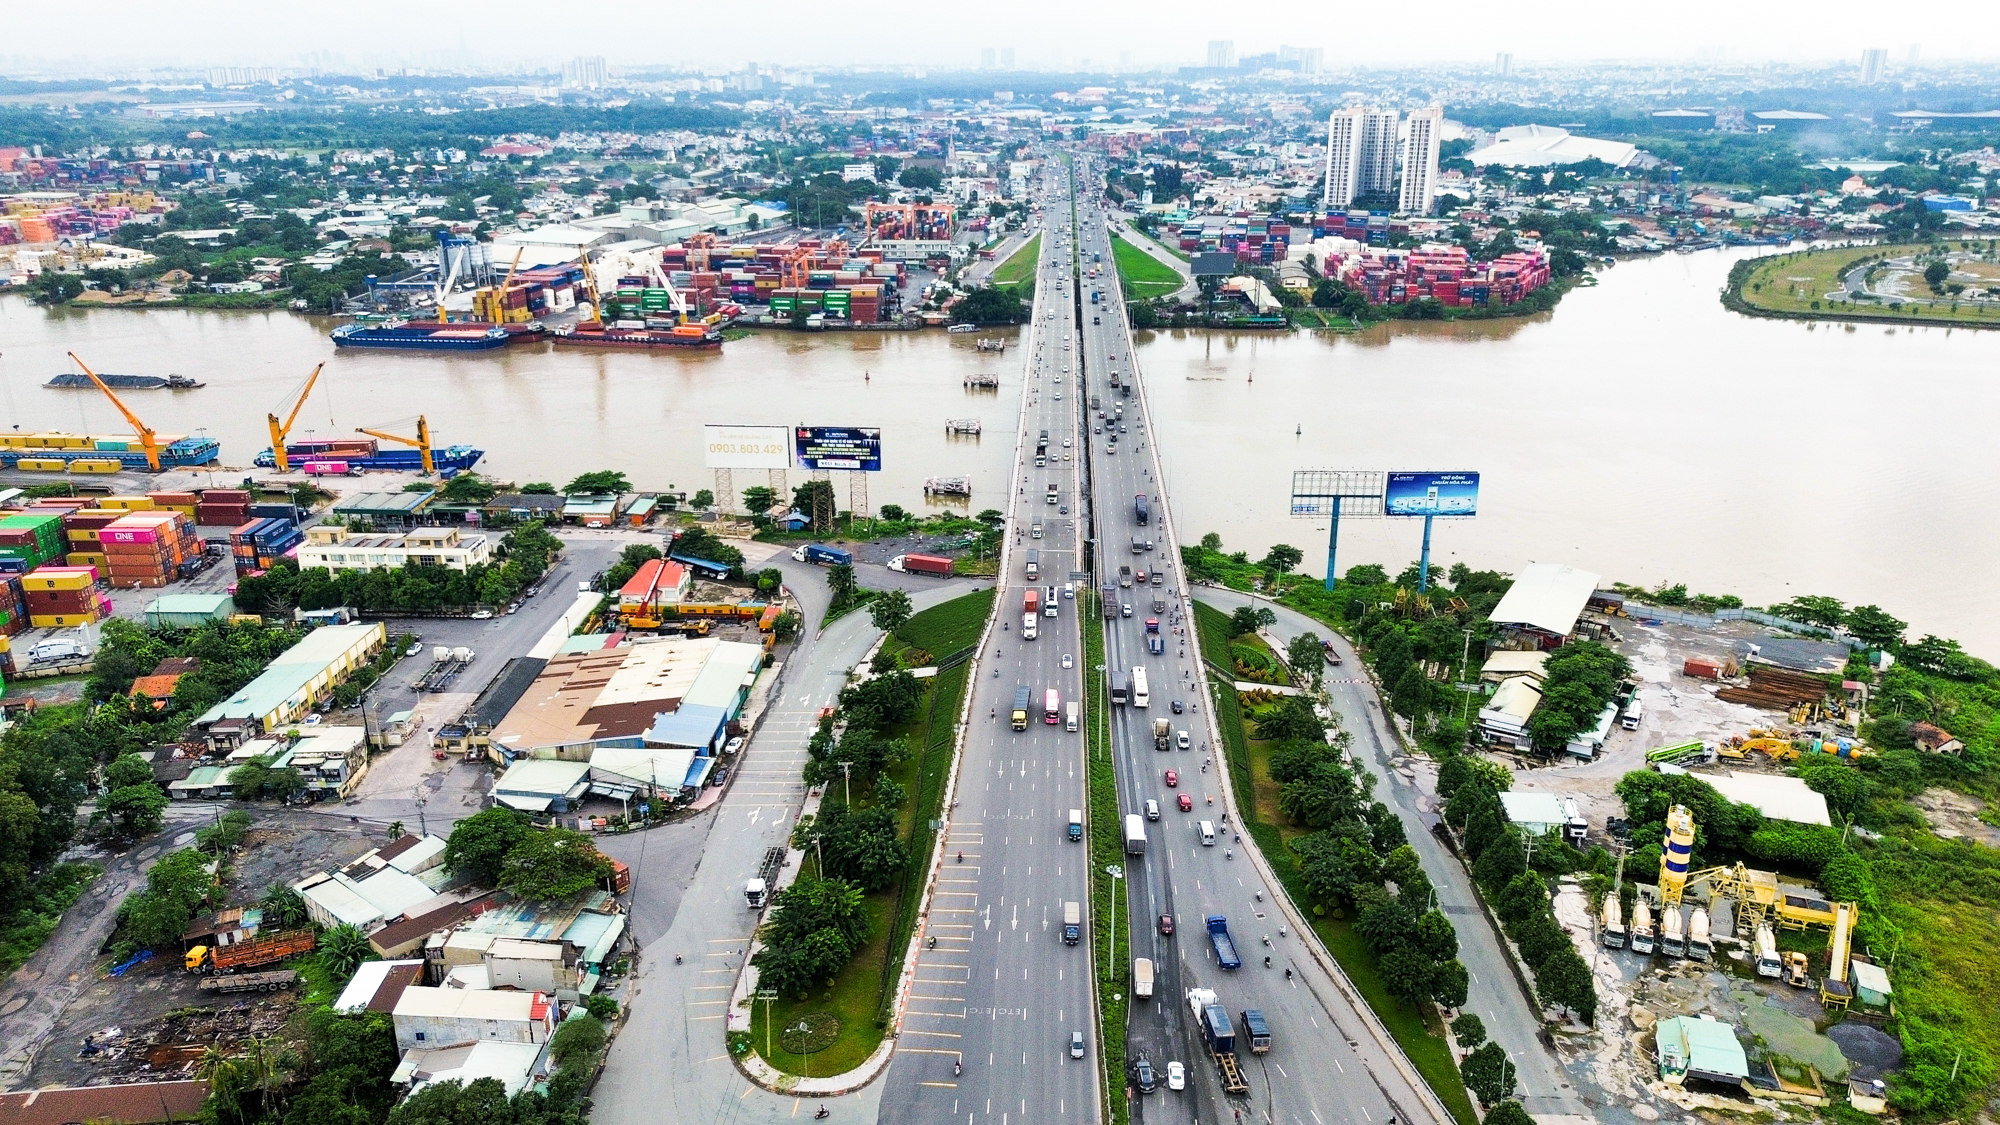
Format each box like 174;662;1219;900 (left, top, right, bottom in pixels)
1384;472;1480;517
794;426;883;472
703;425;792;470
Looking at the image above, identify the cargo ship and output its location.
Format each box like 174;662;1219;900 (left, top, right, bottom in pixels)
254;437;483;475
0;431;220;472
330;322;511;351
550;320;723;350
45;373;205;390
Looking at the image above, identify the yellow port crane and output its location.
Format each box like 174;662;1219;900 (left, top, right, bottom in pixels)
66;351;164;471
356;416;434;475
266;362;325;475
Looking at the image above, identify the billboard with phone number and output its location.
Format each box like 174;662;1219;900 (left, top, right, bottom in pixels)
794;426;883;471
1384;471;1479;517
703;425;792;469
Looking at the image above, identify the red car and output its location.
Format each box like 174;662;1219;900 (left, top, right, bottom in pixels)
1178;794;1193;812
1164;770;1179;787
1158;914;1175;936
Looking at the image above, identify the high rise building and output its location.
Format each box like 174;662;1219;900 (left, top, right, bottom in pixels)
1323;106;1399;209
1280;46;1324;75
1494;52;1513;76
1859;48;1886;84
1000;47;1015;68
563;55;607;89
1905;43;1921;65
1398;107;1443;216
981;47;996;69
1206;40;1235;69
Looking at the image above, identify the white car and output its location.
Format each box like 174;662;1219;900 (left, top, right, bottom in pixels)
470;610;494;620
1062;653;1073;668
1062;438;1072;448
723;737;745;755
1166;1061;1185;1091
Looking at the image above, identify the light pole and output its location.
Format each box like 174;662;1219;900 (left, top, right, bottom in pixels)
757;989;778;1060
838;761;852;806
796;1020;812;1078
1105;863;1123;981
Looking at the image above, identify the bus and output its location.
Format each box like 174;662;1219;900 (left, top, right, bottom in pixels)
1131;667;1150;708
1044;689;1062;725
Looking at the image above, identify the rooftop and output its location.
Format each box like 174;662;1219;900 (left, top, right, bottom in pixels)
196;622;384;725
0;1081;210;1125
1702;770;1832;827
1657;1015;1749;1081
489;637;722;752
1488;563;1602;639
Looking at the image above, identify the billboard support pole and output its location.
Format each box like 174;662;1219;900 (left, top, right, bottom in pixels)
1418;513;1435;593
1323;508;1341;592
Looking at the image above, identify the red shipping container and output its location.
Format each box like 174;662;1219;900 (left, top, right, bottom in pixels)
1683;658;1722;680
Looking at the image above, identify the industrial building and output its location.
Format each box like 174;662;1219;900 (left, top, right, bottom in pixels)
1487;563;1602;649
296;525;492;574
1463;124;1640;169
1700;771;1832;827
1656;1015;1750;1085
294;833;457;930
194;622;386;735
142;593;236;628
390;986;556;1051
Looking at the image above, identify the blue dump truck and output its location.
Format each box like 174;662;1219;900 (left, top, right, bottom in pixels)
1240;1009;1271;1053
1187;988;1249;1094
1207;916;1241;970
792;544;852;567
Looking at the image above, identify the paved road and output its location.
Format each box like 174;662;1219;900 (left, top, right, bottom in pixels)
1195;589;1589;1118
593;554;980;1122
1070;159;1455;1125
876;156;1100;1125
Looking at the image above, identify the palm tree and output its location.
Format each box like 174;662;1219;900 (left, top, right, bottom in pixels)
320;924;373;980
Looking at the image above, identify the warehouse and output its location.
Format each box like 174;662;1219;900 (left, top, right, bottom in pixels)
1656;1015;1749;1085
1464;125;1639;169
486;637;764;759
1702;771;1832;827
1487;563;1602;649
143;593;236;629
195;622;386;734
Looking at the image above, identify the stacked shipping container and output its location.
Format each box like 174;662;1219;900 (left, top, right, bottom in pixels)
0;513;65;571
231;517;303;576
196;489;253;528
100;512;200;588
21;565;110;627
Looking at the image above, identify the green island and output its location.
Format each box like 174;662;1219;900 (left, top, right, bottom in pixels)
1726;238;2000;328
987;233;1040;292
1108;231;1185;301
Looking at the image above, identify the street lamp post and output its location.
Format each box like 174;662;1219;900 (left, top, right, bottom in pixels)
1105;864;1123;981
757;989;778;1059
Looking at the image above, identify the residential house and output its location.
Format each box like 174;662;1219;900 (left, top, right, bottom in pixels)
390;986;556;1051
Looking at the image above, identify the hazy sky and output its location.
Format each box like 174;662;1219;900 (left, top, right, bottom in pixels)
8;0;1997;72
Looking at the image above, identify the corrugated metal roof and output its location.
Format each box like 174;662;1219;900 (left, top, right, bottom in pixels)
196;622;385;725
1488;563;1602;638
1500;791;1568;830
1705;771;1832;826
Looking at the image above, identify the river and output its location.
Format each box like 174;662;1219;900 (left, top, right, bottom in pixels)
2;245;1995;653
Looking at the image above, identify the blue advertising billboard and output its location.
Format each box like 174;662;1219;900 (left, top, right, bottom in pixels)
1384;471;1479;517
794;426;883;471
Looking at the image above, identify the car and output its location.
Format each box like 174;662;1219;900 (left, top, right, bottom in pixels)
1145;798;1159;821
1106;445;1115;455
1119;424;1127;434
405;640;424;657
1177;730;1192;750
1166;1061;1185;1091
711;765;730;787
1164;770;1179;787
524;585;541;598
1134;1057;1156;1093
1121;603;1133;617
470;610;494;620
505;603;520;615
723;737;745;756
1062;653;1073;669
1054;393;1062;400
1093;425;1102;434
1178;793;1193;812
1170;699;1184;714
1062;437;1072;448
1070;1031;1086;1059
1059;504;1069;514
1063;453;1072;461
1158;913;1175;936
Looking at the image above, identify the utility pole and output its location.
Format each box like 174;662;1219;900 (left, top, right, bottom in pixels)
839;761;853;806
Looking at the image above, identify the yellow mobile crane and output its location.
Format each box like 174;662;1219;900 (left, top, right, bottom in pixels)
356;417;434;476
267;363;325;475
66;351;165;471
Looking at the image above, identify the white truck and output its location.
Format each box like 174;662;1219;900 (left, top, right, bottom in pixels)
1133;957;1154;999
1123;813;1147;855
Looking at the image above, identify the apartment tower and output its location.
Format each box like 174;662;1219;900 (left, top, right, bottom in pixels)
1398;107;1443;216
1324;106;1401;209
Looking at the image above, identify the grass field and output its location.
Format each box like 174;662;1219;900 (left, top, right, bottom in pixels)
1194;602;1479;1125
1110;232;1184;301
751;591;992;1078
1731;243;2000;327
989;234;1040;291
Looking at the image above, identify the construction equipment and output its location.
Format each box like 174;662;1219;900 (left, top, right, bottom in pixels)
1754;923;1782;977
1820;901;1858;1009
1782;951;1811;988
1687;906;1713;961
266;363;325;475
65;352;164;471
1658;805;1696;907
185;929;316;974
1630;898;1656;954
1601;896;1626;949
355;417;434;475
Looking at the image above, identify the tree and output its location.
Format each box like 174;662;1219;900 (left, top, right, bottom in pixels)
1355;898;1416;954
1259;543;1304;573
869;589;913;633
1379;945;1436;1006
1287;632;1324;685
1483;1102;1535;1125
1415;910;1459;963
772;611;802;642
1535;946;1597;1023
954;286;1027;324
1796;758;1870;823
500;828;611;901
689;489;714;510
118;847;218;951
1451;1012;1487;1049
826;562;858;609
1460;1042;1517;1106
1924;260;1951;290
1845;604;1906;650
1228;605;1275;636
1432;958;1470;1009
96;781;167;841
1769;594;1847;629
561;470;631;494
444;808;530;885
439;473;497;504
740;485;780;516
321;923;374;981
549;1014;608;1066
521;481;558;495
260;883;309;929
813;804;907;891
879;503;907;521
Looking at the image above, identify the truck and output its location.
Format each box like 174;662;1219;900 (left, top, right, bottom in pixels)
1601;896;1626;949
1046;483;1059;505
1135;494;1150;525
1687;906;1713;961
1068;808;1083;842
890;553;953;577
1240;1009;1271;1054
1133;957;1154;999
1149;634;1165;655
1118;566;1133;588
1153;717;1171;750
1124;813;1147;855
1145;617;1160;633
1187;988;1249;1094
1024;588;1041;616
1110;671;1129;705
1100;583;1118;616
747;847;785;909
1206;915;1241;970
1025;549;1040;580
1062;900;1082;945
186;928;317;974
1022;613;1037;640
1630;899;1656;954
198;970;298;995
792;544;852;567
1660;904;1686;958
1754;923;1782;978
1011;686;1032;731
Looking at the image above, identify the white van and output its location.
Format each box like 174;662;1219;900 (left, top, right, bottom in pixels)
1198;820;1216;846
1023;613;1038;640
1065;702;1080;732
1621;697;1645;730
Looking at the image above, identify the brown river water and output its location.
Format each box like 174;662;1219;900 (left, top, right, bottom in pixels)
2;244;1996;653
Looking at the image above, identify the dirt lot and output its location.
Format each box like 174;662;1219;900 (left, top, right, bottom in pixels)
18;816;380;1089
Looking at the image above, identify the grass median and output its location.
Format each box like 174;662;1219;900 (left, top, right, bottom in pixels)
1081;591;1129;1125
1110;232;1182;301
990;234;1041;292
1194;600;1478;1125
